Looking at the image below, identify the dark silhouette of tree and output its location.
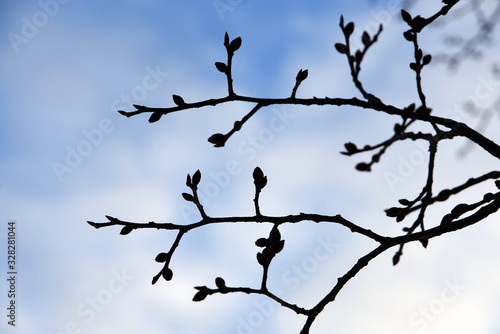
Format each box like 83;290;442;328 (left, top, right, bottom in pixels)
87;1;500;333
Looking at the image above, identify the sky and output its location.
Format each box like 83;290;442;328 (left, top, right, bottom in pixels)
1;0;500;333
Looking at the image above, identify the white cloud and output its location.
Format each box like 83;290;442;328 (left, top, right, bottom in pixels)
1;1;500;334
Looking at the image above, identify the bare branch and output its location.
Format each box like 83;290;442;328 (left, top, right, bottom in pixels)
88;1;500;332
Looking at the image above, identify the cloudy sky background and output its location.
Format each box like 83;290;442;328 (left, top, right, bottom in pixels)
1;0;500;333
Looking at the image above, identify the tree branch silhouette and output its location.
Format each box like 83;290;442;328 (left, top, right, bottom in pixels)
88;1;500;332
433;0;500;69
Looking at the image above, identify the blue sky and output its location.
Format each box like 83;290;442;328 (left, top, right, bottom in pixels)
1;0;500;333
